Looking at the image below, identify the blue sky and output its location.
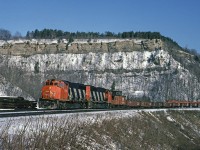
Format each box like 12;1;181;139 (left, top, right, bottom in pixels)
0;0;200;51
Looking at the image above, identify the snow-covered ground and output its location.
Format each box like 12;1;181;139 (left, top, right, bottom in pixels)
1;108;200;135
0;108;200;149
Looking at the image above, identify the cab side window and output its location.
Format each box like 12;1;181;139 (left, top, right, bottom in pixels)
59;83;64;88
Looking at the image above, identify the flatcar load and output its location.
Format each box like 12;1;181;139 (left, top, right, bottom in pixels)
0;96;37;109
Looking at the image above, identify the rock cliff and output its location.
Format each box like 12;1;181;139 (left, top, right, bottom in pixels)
0;39;199;101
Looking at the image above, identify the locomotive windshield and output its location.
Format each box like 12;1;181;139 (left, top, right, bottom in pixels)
45;80;50;85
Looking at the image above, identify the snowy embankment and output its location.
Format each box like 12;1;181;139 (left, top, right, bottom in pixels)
1;108;200;149
0;108;200;134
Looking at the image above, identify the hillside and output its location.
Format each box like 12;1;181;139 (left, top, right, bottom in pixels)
0;38;200;101
1;109;200;149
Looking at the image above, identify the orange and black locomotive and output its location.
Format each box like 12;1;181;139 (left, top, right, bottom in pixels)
39;79;200;109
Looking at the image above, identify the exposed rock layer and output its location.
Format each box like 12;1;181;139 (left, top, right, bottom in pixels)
0;39;199;101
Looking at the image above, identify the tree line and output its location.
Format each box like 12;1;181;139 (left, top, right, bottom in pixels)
25;29;176;43
0;28;180;46
26;29;164;39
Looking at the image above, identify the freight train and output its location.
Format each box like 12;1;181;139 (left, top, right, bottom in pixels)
39;79;200;109
0;96;37;109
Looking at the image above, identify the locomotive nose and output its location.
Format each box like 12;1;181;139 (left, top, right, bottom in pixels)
43;90;50;99
42;86;56;99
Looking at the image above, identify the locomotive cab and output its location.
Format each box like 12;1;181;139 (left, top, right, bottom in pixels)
41;79;69;101
111;91;126;107
105;90;112;104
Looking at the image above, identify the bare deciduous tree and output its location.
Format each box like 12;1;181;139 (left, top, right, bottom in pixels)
0;28;11;40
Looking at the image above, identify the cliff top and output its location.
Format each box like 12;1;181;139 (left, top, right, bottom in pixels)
0;38;163;56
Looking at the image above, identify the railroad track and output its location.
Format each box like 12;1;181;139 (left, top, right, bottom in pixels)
1;107;199;118
0;108;114;118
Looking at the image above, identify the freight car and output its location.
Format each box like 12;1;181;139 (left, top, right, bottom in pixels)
39;79;200;109
0;96;37;109
126;100;200;108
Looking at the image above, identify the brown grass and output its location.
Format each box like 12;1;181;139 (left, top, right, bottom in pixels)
0;110;200;150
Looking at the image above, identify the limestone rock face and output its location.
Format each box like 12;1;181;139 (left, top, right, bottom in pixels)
0;39;199;101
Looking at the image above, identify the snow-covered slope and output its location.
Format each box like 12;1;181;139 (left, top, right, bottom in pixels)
0;75;35;100
1;109;200;149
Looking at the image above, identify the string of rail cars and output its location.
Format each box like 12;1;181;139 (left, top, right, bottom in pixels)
38;79;200;109
1;79;200;110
